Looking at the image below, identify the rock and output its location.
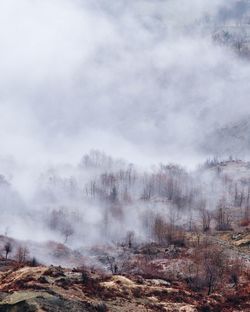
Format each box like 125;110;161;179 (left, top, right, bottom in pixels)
234;238;250;247
233;233;250;247
146;279;171;287
43;266;65;278
37;276;49;284
0;291;97;312
231;233;243;240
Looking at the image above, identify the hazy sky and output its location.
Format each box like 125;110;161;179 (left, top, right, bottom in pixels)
0;0;250;168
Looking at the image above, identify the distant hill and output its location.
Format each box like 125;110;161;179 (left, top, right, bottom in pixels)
201;117;250;157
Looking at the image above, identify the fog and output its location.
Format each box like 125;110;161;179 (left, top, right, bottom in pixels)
0;0;249;168
0;0;250;264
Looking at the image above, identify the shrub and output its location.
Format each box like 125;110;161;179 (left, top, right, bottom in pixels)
239;219;250;227
81;271;90;285
93;302;108;312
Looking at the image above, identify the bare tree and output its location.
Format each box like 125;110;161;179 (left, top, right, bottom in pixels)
4;242;12;260
202;247;227;295
187;245;228;295
61;222;74;244
109;186;118;203
15;246;29;264
199;207;211;232
192;225;202;247
153;215;168;245
228;258;244;290
106;256;118;274
215;198;232;231
126;231;135;248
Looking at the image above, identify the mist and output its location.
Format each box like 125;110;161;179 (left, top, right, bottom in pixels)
0;0;249;167
1;0;250;264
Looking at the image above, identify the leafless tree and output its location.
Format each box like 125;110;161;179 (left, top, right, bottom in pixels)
187;245;228;295
15;246;29;264
215;198;232;231
153;215;168;244
62;222;74;244
126;231;135;248
202;247;227;295
4;242;12;260
199;207;211;232
106;256;118;274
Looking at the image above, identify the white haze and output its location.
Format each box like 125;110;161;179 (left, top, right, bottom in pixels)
0;0;249;168
0;0;250;263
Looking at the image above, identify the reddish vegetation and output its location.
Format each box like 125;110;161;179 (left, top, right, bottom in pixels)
0;159;250;310
0;233;249;311
239;219;250;227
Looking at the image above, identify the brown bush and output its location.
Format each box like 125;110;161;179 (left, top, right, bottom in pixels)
239;219;250;227
187;245;229;295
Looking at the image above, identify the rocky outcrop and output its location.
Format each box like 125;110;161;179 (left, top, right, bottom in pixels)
0;251;248;312
0;264;200;312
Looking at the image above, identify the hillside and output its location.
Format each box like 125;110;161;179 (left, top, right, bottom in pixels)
0;235;249;312
1;0;250;310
